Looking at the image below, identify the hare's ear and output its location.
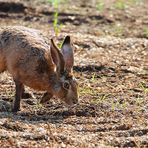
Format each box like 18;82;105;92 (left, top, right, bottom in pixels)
50;39;65;74
61;36;74;73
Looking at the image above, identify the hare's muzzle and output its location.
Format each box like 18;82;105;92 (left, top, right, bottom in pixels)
65;96;78;106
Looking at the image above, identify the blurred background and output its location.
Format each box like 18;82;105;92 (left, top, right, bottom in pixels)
0;0;147;38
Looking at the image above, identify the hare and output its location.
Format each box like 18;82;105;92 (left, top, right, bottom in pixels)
0;26;78;112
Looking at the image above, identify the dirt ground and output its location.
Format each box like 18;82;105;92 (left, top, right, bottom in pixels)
0;0;148;147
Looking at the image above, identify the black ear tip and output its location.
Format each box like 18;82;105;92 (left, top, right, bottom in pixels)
51;38;54;44
64;36;71;44
50;38;58;49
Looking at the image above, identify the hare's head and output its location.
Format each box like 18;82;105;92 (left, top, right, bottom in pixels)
50;36;78;105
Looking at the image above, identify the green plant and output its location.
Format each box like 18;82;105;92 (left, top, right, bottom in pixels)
143;28;148;38
139;82;148;92
91;73;97;82
114;0;127;10
32;101;45;112
80;85;94;96
113;0;143;10
53;11;63;36
97;0;105;12
48;0;65;36
91;94;109;105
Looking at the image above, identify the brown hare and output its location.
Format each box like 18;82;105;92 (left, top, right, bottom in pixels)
0;26;78;112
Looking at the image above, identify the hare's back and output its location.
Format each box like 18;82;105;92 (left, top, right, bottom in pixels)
0;26;53;79
0;26;50;51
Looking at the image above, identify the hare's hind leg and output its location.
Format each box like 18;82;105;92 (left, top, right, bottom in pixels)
0;56;6;73
12;80;23;112
22;86;34;99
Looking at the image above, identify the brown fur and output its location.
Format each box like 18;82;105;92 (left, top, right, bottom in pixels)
0;26;78;112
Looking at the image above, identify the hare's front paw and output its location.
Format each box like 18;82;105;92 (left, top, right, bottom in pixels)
40;92;53;104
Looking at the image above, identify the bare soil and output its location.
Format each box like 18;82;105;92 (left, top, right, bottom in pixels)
0;0;148;147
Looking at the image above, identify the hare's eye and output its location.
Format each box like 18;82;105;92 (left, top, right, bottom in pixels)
63;81;70;90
